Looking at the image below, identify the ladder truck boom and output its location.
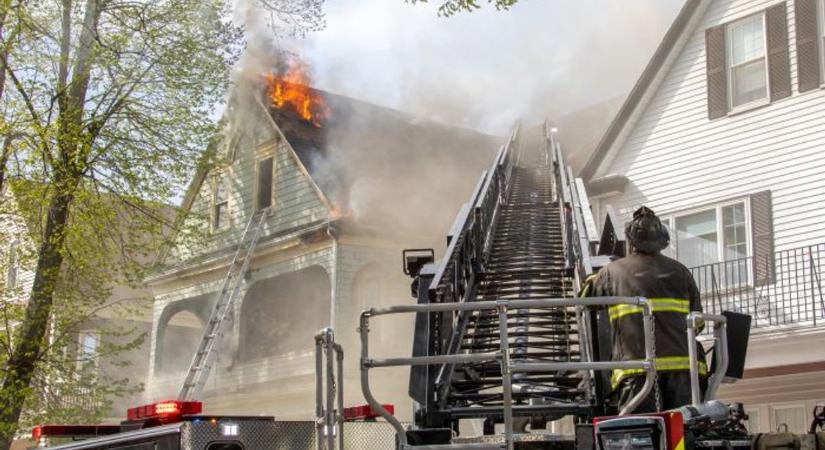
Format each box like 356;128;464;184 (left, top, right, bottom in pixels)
364;121;756;449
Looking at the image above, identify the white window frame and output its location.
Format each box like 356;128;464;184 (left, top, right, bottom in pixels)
211;173;230;233
725;12;771;113
662;198;753;268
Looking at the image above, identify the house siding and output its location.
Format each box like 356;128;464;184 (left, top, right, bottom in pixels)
596;0;825;252
165;100;329;268
589;0;825;416
0;193;36;301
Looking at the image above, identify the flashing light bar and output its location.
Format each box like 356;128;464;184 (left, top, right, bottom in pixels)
32;425;121;440
127;400;203;423
343;404;394;421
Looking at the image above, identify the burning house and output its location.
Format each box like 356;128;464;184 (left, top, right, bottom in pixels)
144;62;499;420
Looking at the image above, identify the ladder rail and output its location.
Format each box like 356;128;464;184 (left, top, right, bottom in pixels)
178;208;269;401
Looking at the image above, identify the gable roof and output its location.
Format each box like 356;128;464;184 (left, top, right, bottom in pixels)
268;88;501;240
580;0;711;181
173;85;500;249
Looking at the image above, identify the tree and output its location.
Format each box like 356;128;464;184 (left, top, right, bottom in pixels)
0;0;324;447
408;0;520;17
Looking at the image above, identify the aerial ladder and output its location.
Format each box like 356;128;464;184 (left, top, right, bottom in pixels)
359;122;750;449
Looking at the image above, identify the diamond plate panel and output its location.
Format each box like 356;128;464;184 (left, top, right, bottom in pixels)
176;419;404;449
343;422;406;450
181;419;281;449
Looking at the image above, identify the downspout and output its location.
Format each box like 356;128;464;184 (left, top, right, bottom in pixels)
327;224;339;329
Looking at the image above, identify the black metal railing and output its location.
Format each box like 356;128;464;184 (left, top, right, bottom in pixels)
689;243;825;330
548;122;594;289
425;125;517;402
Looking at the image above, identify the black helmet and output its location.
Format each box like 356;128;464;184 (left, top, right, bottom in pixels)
625;206;669;254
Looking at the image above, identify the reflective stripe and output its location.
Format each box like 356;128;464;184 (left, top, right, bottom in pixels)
579;274;598;297
610;356;708;388
608;298;690;321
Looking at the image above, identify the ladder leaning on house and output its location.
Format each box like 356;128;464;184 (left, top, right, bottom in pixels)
178;207;270;402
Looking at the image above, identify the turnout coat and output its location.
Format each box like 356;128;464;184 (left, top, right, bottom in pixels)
581;252;705;388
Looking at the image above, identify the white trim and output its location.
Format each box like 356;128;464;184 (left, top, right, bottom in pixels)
725;11;770;112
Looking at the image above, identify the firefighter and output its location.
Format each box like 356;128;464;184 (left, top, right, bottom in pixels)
581;206;706;413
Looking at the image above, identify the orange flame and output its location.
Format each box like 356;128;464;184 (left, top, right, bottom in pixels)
266;59;329;127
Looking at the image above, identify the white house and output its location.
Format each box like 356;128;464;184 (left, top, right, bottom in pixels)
580;0;825;434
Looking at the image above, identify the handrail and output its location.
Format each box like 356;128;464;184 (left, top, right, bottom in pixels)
686;313;728;405
315;328;344;450
546;122;596;290
423;125;519;406
360;296;658;450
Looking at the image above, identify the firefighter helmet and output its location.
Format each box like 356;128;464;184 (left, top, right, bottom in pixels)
625;206;669;254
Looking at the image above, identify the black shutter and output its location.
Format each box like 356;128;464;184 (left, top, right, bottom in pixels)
795;0;821;92
750;190;775;285
767;3;792;101
706;25;728;119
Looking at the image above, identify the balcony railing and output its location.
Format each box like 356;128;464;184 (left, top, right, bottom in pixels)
689;243;825;331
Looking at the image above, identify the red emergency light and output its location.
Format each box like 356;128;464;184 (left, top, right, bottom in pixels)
32;425;121;440
126;400;203;423
343;403;395;421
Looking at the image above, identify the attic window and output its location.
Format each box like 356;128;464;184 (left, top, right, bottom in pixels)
727;14;768;110
256;156;274;211
212;176;229;232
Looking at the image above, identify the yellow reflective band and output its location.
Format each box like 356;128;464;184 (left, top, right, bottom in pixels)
608;298;690;321
675;437;685;450
610;356;708;389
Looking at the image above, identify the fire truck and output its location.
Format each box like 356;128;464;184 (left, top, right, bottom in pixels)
28;123;825;449
31;401;273;450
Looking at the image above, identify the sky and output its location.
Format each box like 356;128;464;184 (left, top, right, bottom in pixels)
279;0;685;135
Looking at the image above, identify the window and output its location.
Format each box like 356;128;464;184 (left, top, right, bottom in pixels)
212;176;229;232
772;405;807;433
6;239;18;288
727;14;768;109
256;156;274;211
77;331;99;371
666;201;750;289
746;408;761;433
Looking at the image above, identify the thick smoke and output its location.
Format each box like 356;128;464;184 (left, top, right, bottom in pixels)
289;0;682;136
198;0;685;421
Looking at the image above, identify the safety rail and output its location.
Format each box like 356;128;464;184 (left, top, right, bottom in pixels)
686;313;728;406
359;296;657;450
425;125;518;407
315;328;344;450
545;121;604;405
689;242;825;330
546;121;597;290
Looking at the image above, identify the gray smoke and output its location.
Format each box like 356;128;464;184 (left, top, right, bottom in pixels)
286;0;682;135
